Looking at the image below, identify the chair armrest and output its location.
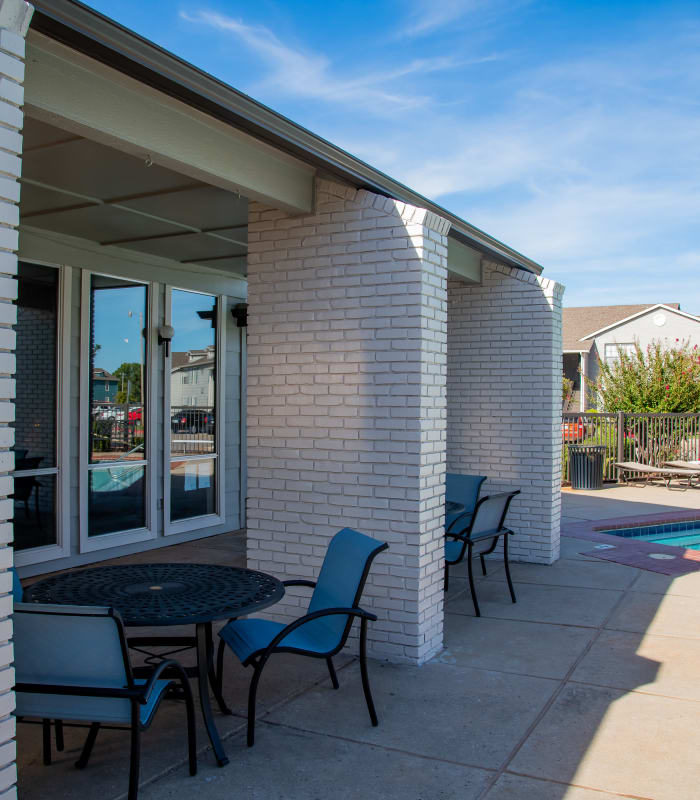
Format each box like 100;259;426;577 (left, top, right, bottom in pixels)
14;682;141;700
254;606;377;662
445;512;473;535
139;658;191;704
282;579;317;589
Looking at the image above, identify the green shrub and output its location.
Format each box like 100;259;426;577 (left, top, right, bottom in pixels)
585;339;700;413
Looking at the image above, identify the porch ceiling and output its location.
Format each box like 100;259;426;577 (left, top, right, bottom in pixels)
20;117;249;276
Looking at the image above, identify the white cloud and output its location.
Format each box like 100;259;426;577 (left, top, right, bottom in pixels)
180;7;700;311
181;10;467;112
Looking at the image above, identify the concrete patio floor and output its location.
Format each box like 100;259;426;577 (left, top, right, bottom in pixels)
17;484;700;799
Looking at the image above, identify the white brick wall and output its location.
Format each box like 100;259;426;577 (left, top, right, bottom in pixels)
246;178;448;664
447;260;564;564
0;2;33;796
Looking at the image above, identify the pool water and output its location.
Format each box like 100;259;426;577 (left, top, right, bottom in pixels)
600;520;700;550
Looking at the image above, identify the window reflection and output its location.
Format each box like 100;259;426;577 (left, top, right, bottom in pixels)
89;276;147;464
170;291;216;456
169;290;218;522
12;262;59;550
170;458;216;521
88;465;146;536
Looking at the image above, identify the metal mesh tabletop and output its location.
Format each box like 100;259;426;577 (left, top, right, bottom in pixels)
25;563;285;626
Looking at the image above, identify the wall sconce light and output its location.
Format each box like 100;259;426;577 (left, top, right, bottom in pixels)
231;303;248;328
158;324;175;357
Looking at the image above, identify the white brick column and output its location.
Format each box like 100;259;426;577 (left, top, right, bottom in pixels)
246;178;448;664
447;261;564;564
0;2;32;796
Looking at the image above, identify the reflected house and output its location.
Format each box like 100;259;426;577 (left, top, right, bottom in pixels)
2;1;565;794
92;368;118;403
170;346;216;411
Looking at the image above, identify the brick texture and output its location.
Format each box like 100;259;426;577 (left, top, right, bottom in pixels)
0;2;33;795
246;178;448;663
447;260;564;564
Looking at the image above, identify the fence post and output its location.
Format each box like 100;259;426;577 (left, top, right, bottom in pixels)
617;411;625;482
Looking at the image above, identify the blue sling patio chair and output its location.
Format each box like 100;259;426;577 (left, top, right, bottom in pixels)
216;527;388;747
13;603;197;800
445;473;487;534
444;490;520;617
11;566;23;602
444;473;486;588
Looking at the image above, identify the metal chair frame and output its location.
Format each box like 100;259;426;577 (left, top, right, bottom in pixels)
14;604;197;800
444;490;521;617
216;533;388;747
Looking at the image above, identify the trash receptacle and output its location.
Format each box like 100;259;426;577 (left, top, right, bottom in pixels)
568;444;606;490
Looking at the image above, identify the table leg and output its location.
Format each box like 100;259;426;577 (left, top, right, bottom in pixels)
196;622;229;767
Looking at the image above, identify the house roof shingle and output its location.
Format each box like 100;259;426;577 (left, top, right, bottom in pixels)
562;304;681;352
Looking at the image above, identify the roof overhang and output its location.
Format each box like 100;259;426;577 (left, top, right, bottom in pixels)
580;304;700;341
30;0;543;276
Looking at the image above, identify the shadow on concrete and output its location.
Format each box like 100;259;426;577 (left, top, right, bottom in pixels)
17;518;700;800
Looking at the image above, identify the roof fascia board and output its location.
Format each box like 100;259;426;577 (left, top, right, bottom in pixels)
29;0;543;275
25;32;315;215
580;304;700;341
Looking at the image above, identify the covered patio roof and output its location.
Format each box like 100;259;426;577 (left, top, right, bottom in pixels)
21;117;249;276
29;0;542;281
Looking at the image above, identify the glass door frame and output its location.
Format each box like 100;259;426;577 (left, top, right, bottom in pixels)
163;286;226;536
78;270;159;553
13;260;72;568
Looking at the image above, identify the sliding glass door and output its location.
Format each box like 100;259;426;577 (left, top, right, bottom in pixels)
81;273;153;549
165;288;222;531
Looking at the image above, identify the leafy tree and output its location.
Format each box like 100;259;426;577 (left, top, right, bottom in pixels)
585;340;700;413
114;362;142;403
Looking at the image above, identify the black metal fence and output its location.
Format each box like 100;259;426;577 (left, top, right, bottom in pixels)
562;412;700;483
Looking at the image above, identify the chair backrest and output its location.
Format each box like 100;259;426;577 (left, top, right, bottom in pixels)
13;603;135;723
467;491;520;539
306;528;388;648
10;567;23;602
446;473;487;514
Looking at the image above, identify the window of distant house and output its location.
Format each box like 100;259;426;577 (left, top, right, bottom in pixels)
604;343;635;366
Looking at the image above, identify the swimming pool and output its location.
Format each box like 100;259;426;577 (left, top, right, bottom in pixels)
600;520;700;550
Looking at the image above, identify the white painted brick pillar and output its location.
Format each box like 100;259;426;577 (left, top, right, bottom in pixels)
246;178;448;664
0;2;33;795
447;261;564;564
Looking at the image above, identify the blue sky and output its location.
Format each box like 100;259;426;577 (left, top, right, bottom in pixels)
84;0;700;313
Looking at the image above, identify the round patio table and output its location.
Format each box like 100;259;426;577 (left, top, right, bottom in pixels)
25;563;285;767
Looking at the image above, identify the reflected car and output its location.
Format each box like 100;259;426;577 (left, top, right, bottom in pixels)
171;409;214;434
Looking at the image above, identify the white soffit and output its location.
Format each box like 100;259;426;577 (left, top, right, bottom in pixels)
447;238;482;284
20;117;249;276
24;32;315;215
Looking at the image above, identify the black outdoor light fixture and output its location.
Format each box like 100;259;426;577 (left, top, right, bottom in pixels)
231;303;247;327
158;324;175;357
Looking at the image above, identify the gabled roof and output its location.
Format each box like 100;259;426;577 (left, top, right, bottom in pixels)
562;304;681;352
580;303;699;340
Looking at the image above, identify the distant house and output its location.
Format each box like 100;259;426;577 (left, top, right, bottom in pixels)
170;346;216;409
92;368;119;403
563;303;700;411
